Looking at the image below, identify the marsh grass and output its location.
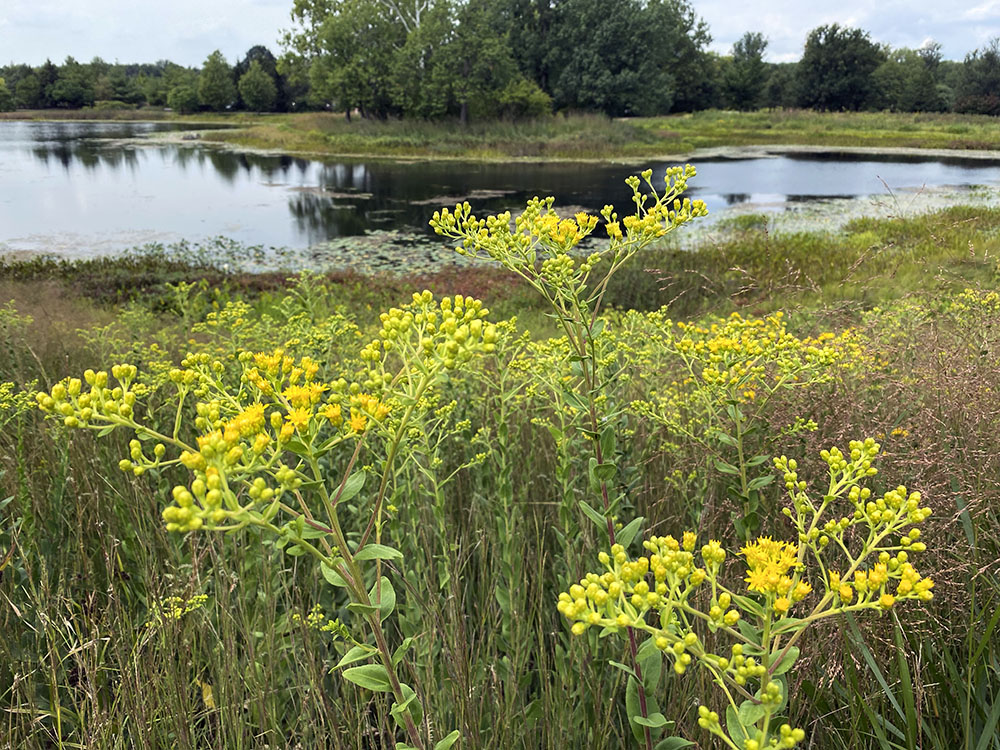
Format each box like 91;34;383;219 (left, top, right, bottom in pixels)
608;206;1000;317
193;110;1000;161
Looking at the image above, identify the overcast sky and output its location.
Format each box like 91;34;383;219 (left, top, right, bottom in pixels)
1;0;999;67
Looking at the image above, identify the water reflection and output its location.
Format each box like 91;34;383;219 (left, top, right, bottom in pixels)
3;121;1000;257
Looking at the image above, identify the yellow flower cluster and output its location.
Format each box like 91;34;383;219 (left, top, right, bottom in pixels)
558;439;935;750
740;536;812;615
36;364;147;430
430;167;708;299
145;593;209;626
359;291;497;386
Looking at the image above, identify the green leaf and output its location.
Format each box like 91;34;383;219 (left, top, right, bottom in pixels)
321;559;350;587
654;738;694;750
342;663;392;692
637;635;663;693
578;500;608;529
745;454;771;467
562;389;587;411
347;602;378;616
354;544;403;562
433;730;461;750
590;317;606;338
599;424;616;458
732;594;765;619
608;660;637;678
299;526;331;539
715;431;737;447
770;646;800;676
725;704;749;744
892;621;918;744
390;683;423;729
369;576;396;622
335;645;376;670
714;459;740;476
634;712;668;728
626;677;644;743
592;462;617;483
617;516;644;549
738;698;766;726
392;636;415;667
746;474;775;492
337;470;366;503
282;439;311;456
97;425;115;437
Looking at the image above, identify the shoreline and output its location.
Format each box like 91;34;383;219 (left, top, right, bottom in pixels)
144;127;1000;165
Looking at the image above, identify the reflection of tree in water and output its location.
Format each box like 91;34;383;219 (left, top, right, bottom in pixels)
288;190;369;242
204;150;244;183
189;149;305;184
170;146;197;171
724;193;750;205
30;140;141;173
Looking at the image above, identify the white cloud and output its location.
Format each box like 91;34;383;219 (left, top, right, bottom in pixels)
962;1;1000;21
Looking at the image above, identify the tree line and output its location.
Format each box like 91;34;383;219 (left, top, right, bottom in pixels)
1;0;999;119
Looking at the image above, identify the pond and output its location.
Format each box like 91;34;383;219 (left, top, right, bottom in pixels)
2;121;1000;270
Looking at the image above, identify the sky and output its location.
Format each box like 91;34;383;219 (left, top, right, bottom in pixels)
1;0;999;67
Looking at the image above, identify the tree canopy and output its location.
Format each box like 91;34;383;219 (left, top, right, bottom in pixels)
198;50;236;111
797;24;886;111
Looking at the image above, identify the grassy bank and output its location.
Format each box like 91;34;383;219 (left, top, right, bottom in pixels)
5;107;1000;159
2;204;1000;749
199;109;1000;160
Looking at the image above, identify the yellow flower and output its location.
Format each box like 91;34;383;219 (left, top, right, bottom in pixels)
349;409;367;433
321;403;343;426
741;536;799;594
285;408;311;430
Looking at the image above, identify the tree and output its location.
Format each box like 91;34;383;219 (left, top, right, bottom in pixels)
956;38;1000;115
235;45;287;110
198;50;236;111
47;57;95;108
15;74;43;109
0;78;14;111
547;0;677;116
439;0;522;123
763;62;798;108
37;59;59;107
724;32;768;110
797;24;885;111
871;47;947;112
168;84;200;114
645;0;716;112
239;60;278;112
300;1;402;117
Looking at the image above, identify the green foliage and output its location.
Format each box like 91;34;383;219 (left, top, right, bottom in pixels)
198;50;236;112
956;38;1000;116
496;76;552;119
797;24;886;111
167;84;200;114
0;77;13;111
46;57;95;109
238;60;278;113
724;32;769;111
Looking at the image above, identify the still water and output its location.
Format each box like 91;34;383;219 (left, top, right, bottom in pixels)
2;121;1000;259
